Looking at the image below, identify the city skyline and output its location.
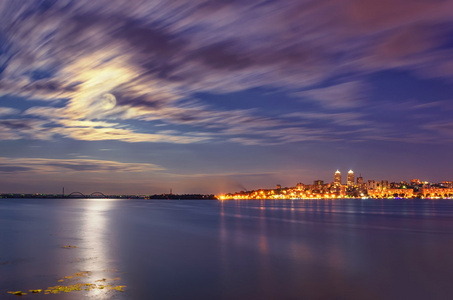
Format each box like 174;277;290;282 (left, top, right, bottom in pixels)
0;1;453;194
221;169;453;199
234;168;452;191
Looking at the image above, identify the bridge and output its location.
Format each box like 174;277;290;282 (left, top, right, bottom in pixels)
66;192;108;198
64;192;160;199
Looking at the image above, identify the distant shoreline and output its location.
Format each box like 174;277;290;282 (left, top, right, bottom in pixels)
0;193;217;200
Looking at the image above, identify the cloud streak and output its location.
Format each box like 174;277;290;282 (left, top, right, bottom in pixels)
296;81;368;108
0;107;19;115
0;157;164;174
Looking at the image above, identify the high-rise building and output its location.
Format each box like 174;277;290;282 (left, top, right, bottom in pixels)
314;180;324;186
367;180;376;190
347;170;355;187
357;175;364;193
334;170;341;186
357;175;363;186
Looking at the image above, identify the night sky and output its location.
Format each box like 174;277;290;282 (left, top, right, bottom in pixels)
0;0;452;194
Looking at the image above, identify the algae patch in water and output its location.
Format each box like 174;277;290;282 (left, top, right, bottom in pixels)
7;291;28;296
7;270;126;296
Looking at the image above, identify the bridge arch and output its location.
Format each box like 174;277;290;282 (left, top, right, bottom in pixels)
67;192;86;198
89;192;107;198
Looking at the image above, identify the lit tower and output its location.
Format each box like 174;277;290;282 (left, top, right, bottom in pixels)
347;170;355;187
334;170;341;186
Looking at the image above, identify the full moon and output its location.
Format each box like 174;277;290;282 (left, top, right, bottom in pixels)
100;93;116;110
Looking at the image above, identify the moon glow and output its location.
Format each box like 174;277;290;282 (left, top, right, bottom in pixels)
100;93;116;110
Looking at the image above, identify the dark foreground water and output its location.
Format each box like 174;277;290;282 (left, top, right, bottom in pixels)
1;199;453;299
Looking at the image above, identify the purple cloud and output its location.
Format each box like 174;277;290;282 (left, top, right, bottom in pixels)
296;81;368;108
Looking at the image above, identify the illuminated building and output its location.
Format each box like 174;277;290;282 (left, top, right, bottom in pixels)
442;181;453;188
421;187;453;198
368;188;414;198
357;175;363;186
314;180;324;186
356;175;364;194
347;170;354;187
334;170;341;186
366;180;376;190
410;179;421;185
296;183;305;190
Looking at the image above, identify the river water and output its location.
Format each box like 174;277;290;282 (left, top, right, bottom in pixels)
1;198;453;299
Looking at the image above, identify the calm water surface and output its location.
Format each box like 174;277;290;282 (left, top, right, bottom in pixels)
1;198;453;299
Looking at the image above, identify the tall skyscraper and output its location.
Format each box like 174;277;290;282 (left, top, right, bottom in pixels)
334;170;341;186
357;175;364;192
357;175;363;186
347;170;355;187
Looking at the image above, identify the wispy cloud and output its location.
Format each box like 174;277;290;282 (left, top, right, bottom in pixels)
413;100;453;110
295;81;368;108
0;107;19;116
0;157;164;174
0;118;52;140
285;111;369;126
422;121;453;138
